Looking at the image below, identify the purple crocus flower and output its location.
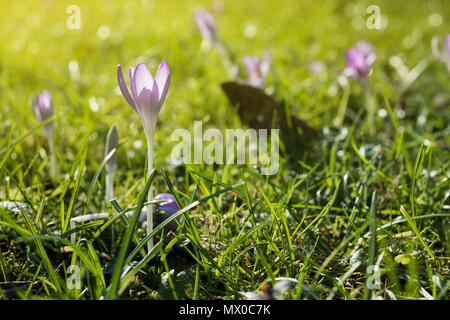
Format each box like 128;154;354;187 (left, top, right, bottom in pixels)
243;53;270;89
194;10;218;43
117;61;170;137
342;41;376;85
117;60;170;252
31;90;54;133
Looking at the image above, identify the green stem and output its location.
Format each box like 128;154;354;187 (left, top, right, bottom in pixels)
106;172;114;203
364;88;376;138
147;136;154;253
106;171;115;250
46;131;57;179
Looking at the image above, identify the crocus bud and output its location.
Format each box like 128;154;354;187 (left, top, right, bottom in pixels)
194;10;218;43
156;193;180;215
31;90;54;134
105;124;118;173
155;193;181;231
341;41;376;86
137;193;181;232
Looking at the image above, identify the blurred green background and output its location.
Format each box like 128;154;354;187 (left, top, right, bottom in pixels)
0;0;448;176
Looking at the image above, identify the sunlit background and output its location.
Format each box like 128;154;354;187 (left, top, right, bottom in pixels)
1;0;448;170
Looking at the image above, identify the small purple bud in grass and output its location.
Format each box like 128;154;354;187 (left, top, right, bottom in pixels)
341;41;376;86
156;193;180;215
117;60;170;252
194;10;218;43
31;90;54;133
138;194;181;231
155;193;181;231
243;53;270;89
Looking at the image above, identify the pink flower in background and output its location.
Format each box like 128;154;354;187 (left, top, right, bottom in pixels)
194;10;218;43
31;90;54;132
342;41;376;85
117;61;170;138
243;52;270;89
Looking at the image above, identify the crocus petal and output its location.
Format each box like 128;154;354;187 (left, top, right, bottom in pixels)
36;90;54;120
149;79;161;113
129;67;137;101
117;65;137;110
37;90;52;111
154;60;170;102
133;63;154;101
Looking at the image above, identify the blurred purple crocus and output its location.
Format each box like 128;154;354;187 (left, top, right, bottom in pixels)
117;60;170;252
243;53;270;89
342;41;376;86
194;10;218;43
31;90;54;133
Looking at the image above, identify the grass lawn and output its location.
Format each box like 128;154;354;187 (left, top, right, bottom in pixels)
0;0;448;300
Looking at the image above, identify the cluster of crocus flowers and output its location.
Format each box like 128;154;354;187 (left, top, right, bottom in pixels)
342;41;377;88
242;53;270;89
117;60;170;252
31;90;57;178
431;34;450;73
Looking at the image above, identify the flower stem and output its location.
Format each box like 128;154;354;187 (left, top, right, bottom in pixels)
364;88;376;137
106;171;115;250
46;131;57;179
147;137;154;253
106;172;114;203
